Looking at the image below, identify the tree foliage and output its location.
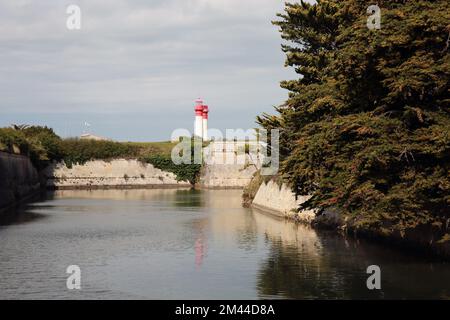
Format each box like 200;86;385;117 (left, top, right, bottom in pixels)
258;0;450;241
0;125;64;169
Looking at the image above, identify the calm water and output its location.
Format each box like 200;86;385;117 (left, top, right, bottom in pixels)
0;189;449;299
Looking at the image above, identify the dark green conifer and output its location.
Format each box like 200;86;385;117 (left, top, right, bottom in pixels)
258;0;450;242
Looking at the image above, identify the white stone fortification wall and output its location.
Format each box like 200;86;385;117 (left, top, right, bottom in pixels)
43;159;190;189
199;141;262;189
252;180;316;223
199;160;257;188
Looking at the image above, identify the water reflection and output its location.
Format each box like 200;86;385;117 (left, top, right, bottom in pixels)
252;209;450;299
48;188;201;206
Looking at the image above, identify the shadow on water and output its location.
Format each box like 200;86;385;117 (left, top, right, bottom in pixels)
252;209;450;299
0;191;51;226
172;189;205;208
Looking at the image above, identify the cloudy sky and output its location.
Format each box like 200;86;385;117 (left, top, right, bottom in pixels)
0;0;302;141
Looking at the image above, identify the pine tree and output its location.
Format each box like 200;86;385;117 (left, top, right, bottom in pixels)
258;0;450;245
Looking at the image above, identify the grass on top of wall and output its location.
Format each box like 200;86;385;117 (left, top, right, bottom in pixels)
61;140;183;168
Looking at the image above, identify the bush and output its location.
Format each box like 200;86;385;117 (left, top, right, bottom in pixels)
140;154;201;185
0;128;29;155
0;126;63;169
23;126;64;169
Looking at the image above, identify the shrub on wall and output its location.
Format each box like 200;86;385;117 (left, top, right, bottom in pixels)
0;128;30;155
0;125;63;169
140;154;201;185
22;126;64;169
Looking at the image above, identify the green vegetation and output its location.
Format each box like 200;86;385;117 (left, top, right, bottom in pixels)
0;127;30;154
140;154;201;185
127;141;178;156
139;138;203;184
61;140;179;168
257;1;450;242
61;139;141;168
0;125;64;169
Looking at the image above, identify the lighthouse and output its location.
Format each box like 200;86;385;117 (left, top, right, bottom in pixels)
194;98;209;141
202;104;208;141
194;98;204;139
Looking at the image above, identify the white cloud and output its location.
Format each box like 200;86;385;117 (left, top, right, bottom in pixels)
0;0;304;139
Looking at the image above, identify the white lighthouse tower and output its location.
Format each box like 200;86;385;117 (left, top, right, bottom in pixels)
202;104;209;141
194;98;204;139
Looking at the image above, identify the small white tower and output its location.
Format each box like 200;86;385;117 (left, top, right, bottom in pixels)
202;105;209;141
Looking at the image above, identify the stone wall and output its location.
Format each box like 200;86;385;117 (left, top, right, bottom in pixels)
43;159;191;189
199;160;258;189
199;141;261;189
0;151;40;211
251;180;316;223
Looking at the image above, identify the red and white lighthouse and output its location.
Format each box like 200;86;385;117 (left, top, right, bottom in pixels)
194;98;209;141
194;98;204;139
202;104;208;141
